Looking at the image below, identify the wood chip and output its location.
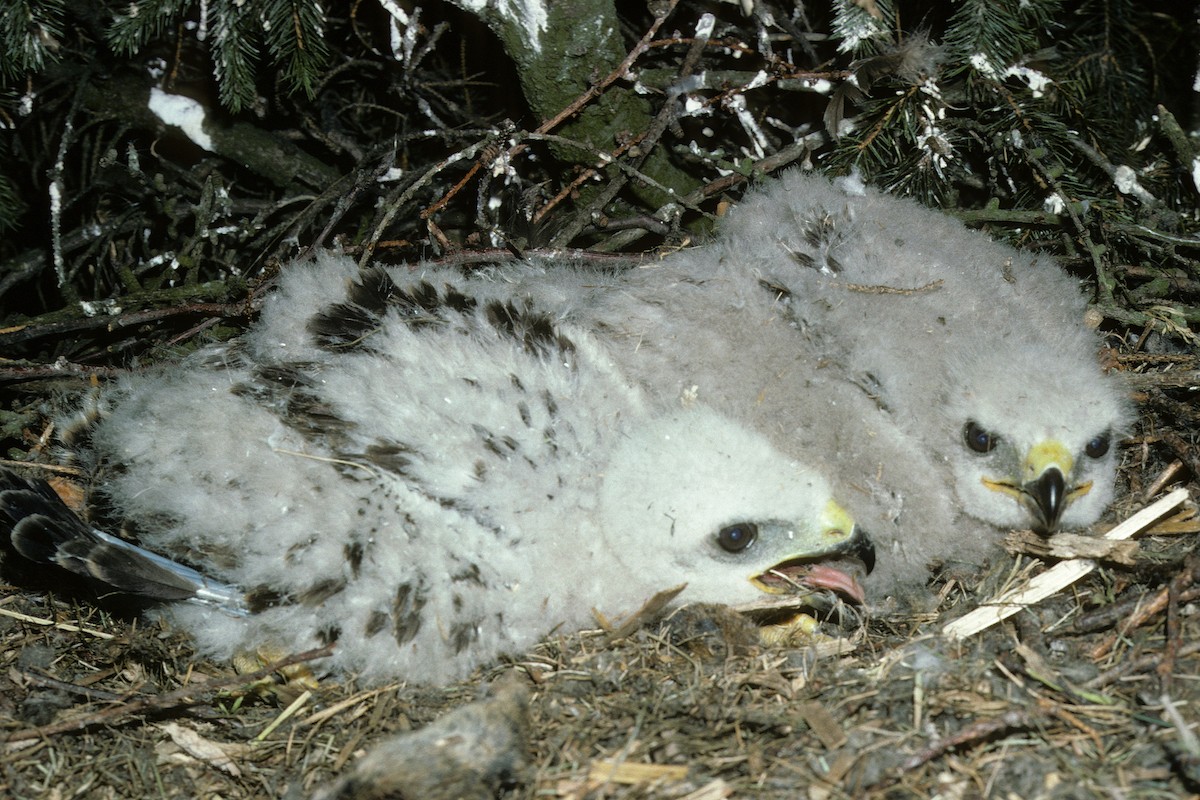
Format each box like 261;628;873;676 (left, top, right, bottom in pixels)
796;700;847;749
156;722;248;777
587;759;689;784
1004;529;1139;565
681;779;734;800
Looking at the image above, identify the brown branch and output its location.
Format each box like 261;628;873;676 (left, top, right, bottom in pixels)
900;710;1037;771
0;300;254;347
1159;556;1200;694
421;0;680;230
1089;557;1200;660
533;0;680;139
1085;639;1200;690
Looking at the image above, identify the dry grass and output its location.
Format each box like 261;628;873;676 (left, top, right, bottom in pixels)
2;477;1199;799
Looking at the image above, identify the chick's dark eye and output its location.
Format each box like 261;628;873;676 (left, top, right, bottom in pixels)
1085;432;1111;459
963;421;999;454
717;522;758;553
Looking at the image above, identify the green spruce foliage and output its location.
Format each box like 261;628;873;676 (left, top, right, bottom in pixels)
0;0;1195;337
106;0;329;111
0;0;66;80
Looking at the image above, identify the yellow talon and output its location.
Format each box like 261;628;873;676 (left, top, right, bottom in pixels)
231;646;320;703
759;612;823;646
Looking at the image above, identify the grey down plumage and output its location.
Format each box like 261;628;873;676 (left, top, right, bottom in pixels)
0;251;872;684
423;171;1131;597
533;170;1131;595
710;172;1129;590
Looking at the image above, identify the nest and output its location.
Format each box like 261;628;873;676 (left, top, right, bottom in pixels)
2;1;1199;797
2;495;1200;799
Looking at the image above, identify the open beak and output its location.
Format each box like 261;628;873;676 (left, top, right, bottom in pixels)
751;525;875;604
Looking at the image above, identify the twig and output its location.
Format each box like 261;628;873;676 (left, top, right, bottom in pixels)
255;689;313;741
1085;639;1200;690
3;645;334;743
544;5;705;244
20;671;127;702
1159;558;1190;694
1072;585;1200;635
900;710;1035;771
533;0;680;138
941;488;1191;640
0;606;115;639
1086;558;1200;665
0;298;252;348
422;0;681;229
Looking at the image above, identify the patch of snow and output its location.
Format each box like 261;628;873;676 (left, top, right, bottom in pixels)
1113;164;1156;204
971;53;1005;82
449;0;548;52
149;88;214;151
1003;65;1052;98
745;70;770;91
80;299;123;317
727;93;766;157
833;1;887;53
801;78;833;94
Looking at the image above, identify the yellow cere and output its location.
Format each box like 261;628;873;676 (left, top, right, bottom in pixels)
1024;439;1074;483
981;439;1095;500
820;499;856;543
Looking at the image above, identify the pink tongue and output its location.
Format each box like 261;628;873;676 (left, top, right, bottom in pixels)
803;564;866;604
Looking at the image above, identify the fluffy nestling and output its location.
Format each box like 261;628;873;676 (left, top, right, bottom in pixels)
436;171;1131;598
0;252;872;684
597;171;1132;596
716;171;1132;531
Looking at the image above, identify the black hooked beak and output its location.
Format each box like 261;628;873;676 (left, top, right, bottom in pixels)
1026;467;1066;534
849;526;876;575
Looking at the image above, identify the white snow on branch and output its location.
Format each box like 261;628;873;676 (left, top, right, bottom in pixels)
832;1;888;53
970;53;999;79
1113;164;1157;204
726;93;767;158
1003;65;1052;99
970;54;1054;99
148;88;214;152
449;0;548;52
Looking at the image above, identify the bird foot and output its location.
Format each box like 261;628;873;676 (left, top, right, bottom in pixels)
230;646;321;704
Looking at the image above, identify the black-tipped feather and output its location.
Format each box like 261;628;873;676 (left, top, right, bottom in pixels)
0;468;247;613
